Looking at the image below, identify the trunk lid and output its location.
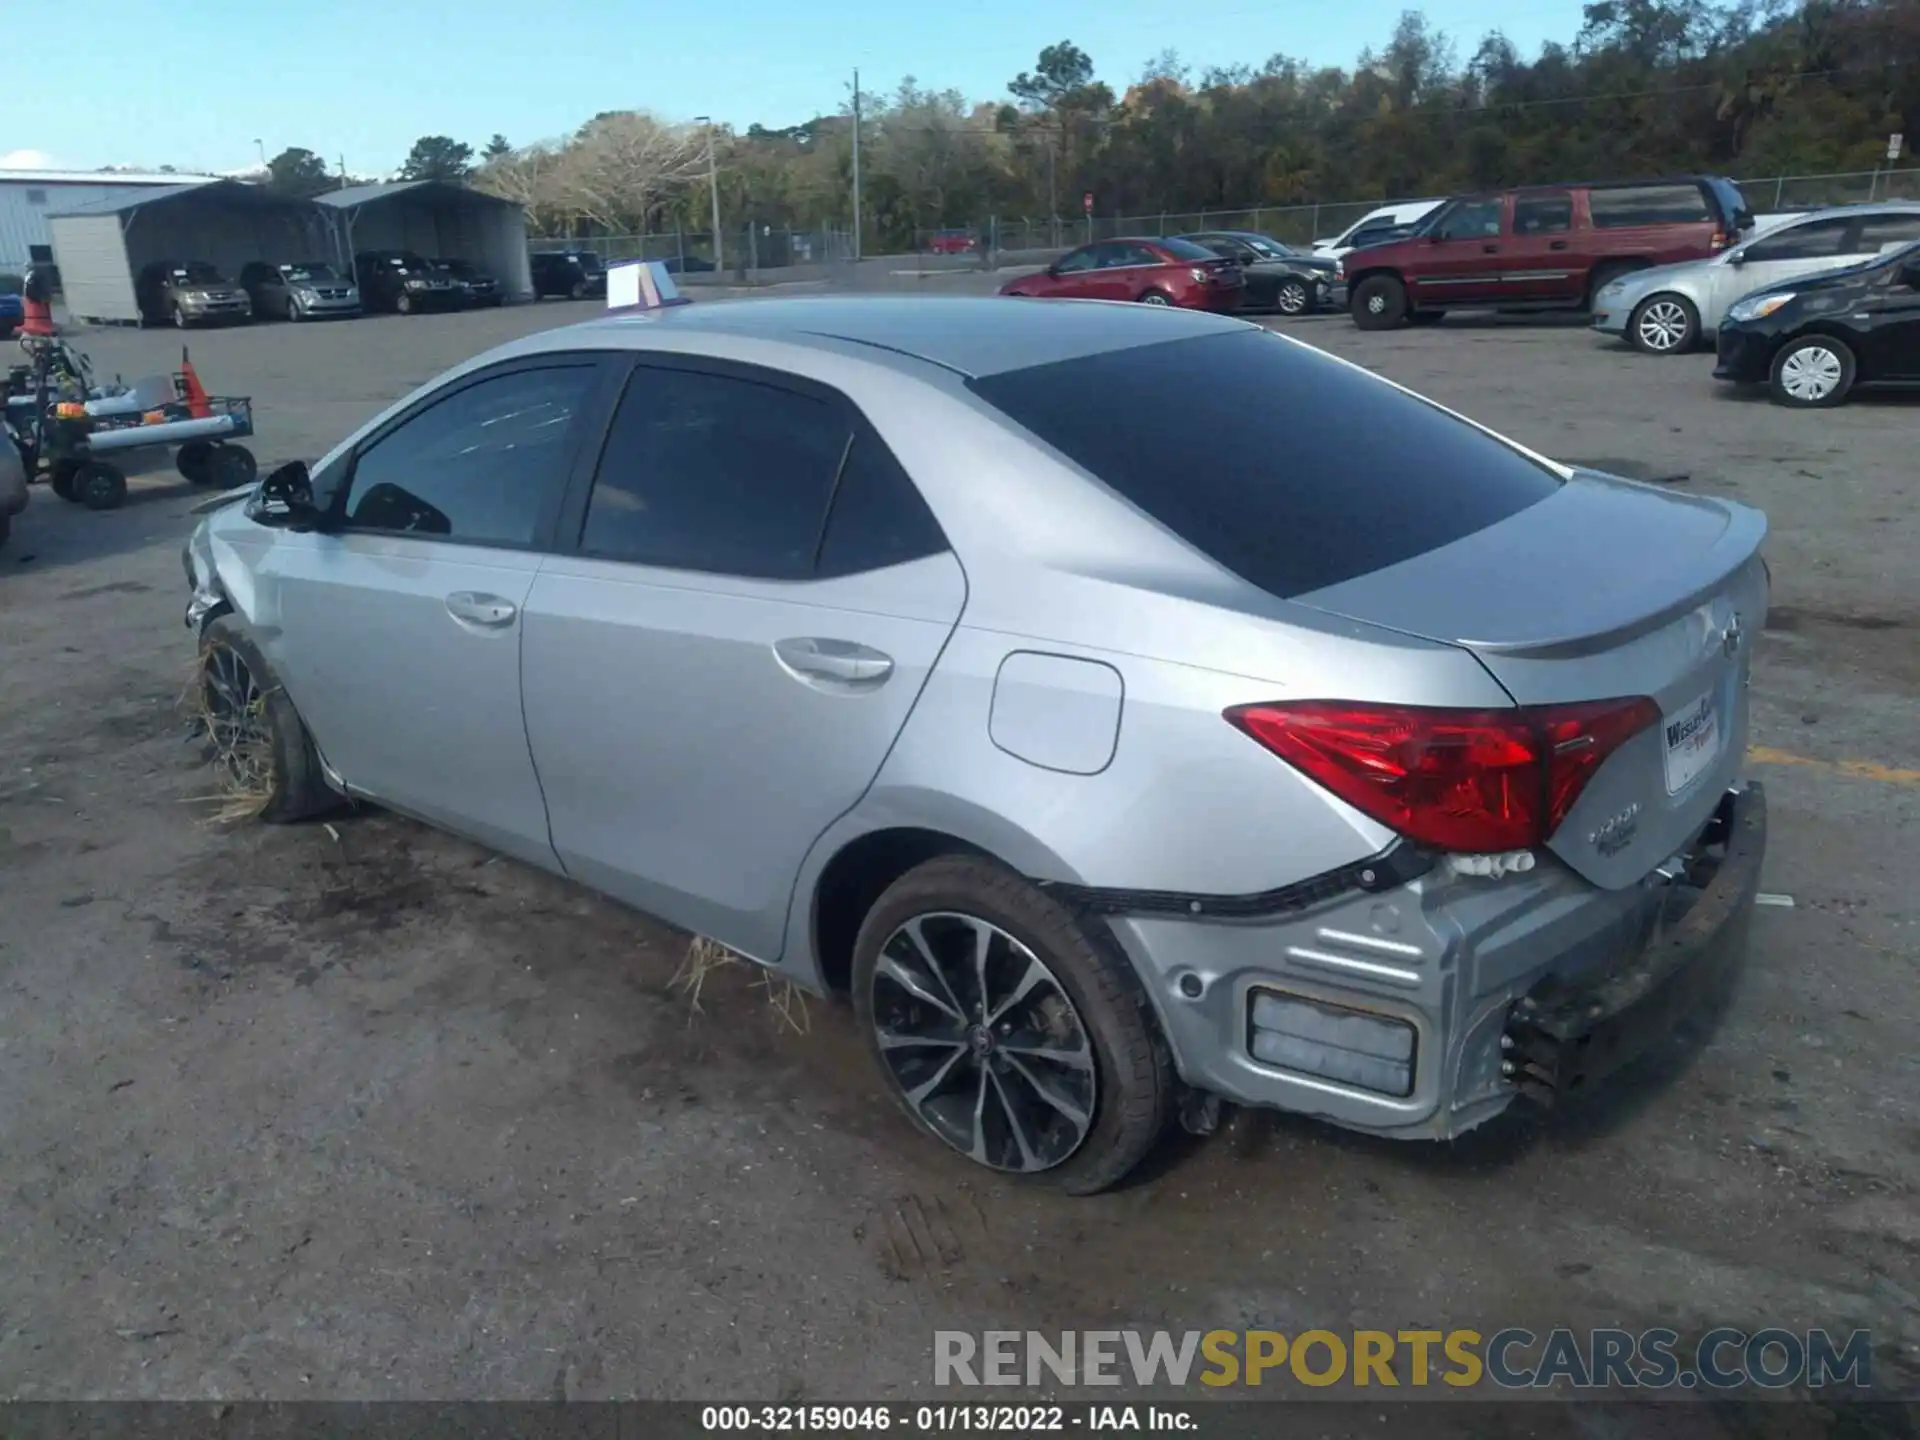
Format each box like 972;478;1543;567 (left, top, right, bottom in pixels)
1292;470;1768;888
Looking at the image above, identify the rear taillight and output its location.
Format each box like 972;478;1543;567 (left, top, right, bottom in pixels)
1225;698;1659;854
1710;230;1730;250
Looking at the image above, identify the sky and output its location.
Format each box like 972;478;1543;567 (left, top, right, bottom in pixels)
6;0;1587;177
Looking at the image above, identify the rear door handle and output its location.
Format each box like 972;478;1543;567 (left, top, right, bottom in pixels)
774;637;894;687
1482;244;1500;253
445;591;518;628
1549;239;1570;250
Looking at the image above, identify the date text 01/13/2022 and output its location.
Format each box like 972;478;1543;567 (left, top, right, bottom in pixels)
697;1403;1197;1431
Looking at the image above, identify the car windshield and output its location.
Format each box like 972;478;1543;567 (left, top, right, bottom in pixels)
1241;235;1296;257
1155;237;1219;262
968;329;1562;599
177;262;225;283
281;264;338;282
392;255;429;271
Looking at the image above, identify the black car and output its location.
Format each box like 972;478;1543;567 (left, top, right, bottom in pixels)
1178;230;1340;316
529;250;606;300
436;257;504;307
1713;240;1920;407
353;250;463;314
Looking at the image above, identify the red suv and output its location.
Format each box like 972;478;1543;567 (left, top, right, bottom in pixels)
1001;237;1246;311
1343;176;1753;330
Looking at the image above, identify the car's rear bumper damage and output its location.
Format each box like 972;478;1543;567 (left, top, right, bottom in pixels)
1097;782;1766;1140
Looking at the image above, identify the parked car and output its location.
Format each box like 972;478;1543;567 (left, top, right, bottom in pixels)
238;260;362;322
1000;237;1245;310
354;250;463;314
1591;202;1920;354
530;250;608;299
0;417;26;548
926;229;978;255
1713;238;1920;407
0;273;22;338
1179;231;1340;315
1311;199;1446;261
660;255;716;276
135;260;253;327
184;297;1768;1193
1343;176;1756;330
437;258;504;308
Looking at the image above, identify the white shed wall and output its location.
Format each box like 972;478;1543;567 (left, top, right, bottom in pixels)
48;215;137;322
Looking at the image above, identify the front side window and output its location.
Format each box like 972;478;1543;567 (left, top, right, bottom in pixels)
1053;247;1100;274
1741;216;1854;263
1434;200;1503;241
580;366;851;580
341;365;596;545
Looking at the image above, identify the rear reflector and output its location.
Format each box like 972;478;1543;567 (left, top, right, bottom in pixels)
1225;697;1659;854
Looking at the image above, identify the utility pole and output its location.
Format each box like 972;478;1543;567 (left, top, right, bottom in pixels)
702;117;724;275
851;68;863;262
1046;135;1057;245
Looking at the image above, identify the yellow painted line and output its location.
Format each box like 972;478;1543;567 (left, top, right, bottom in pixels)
1747;745;1920;786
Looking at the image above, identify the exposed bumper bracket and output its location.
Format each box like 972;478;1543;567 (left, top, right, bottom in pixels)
1038;841;1434;920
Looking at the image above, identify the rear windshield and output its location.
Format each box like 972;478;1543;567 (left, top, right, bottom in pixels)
1589;183;1713;228
1154;237;1218;262
967;330;1563;599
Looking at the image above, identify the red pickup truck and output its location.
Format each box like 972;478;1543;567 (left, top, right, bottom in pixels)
1343;176;1754;330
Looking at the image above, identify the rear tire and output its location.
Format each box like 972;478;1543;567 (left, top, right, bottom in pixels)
1351;275;1407;330
196;613;339;824
1769;337;1856;408
1629;294;1700;355
852;854;1174;1195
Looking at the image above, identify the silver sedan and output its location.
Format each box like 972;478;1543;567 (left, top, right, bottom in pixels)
183;296;1769;1192
1593;201;1920;353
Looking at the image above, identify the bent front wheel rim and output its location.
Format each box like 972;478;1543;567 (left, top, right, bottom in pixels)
869;912;1097;1174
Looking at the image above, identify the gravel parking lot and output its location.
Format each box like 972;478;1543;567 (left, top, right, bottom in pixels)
1;286;1915;1406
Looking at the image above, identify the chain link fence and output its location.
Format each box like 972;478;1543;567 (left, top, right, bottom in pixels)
535;167;1920;274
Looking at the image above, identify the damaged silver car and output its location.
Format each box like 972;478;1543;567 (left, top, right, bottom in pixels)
184;297;1769;1193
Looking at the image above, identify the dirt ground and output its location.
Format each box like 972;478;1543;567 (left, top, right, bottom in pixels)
0;288;1916;1410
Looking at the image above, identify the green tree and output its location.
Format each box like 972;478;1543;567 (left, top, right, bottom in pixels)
266;146;334;198
483;134;513;161
400;136;475;183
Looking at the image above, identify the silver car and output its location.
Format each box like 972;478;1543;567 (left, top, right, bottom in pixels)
0;420;27;548
1593;201;1920;353
183;297;1769;1193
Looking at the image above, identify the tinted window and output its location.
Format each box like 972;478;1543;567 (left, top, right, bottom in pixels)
1589;184;1712;228
1855;213;1920;250
1514;194;1573;234
343;365;595;544
1434;200;1502;240
580;366;849;579
1106;243;1163;267
815;433;948;578
967;330;1561;599
1741;216;1853;262
1054;247;1100;274
1154;237;1219;262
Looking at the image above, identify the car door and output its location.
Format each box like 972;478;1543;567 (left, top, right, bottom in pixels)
1405;196;1509;305
1710;215;1857;318
1039;242;1112;298
520;356;967;962
253;356;617;866
1859;248;1920;380
1502;191;1580;301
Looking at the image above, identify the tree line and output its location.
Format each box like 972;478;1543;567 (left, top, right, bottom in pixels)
258;0;1917;252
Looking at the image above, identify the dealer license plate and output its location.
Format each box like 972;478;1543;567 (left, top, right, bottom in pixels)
1662;692;1720;794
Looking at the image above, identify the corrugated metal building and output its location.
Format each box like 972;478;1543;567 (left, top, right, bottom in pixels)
318;181;532;301
49;180;337;323
0;169;222;270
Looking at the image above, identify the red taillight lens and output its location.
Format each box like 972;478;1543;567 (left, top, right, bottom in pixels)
1710;230;1729;250
1225;698;1659;853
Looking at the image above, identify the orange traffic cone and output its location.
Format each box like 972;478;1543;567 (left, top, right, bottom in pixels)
179;347;212;419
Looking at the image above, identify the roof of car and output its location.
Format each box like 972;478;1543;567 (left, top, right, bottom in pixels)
547;295;1254;378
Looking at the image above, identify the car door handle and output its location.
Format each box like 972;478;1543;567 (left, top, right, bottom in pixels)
445;591;518;628
773;637;894;687
1482;244;1500;253
1549;240;1569;250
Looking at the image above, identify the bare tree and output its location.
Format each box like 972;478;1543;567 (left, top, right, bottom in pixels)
561;111;709;234
474;141;571;232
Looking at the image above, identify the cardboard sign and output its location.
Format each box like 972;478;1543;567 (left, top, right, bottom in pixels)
606;260;690;312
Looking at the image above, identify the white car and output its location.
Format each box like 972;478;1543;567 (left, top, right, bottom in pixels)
1591;201;1920;354
1311;200;1446;262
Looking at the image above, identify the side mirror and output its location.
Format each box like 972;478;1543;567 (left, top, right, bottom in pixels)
249;460;329;532
1727;250;1747;266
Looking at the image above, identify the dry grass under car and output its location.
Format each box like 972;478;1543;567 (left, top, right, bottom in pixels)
181;650;277;825
672;935;812;1035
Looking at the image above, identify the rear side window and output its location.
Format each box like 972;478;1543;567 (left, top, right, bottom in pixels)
1742;216;1853;262
1855;212;1920;250
815;434;948;578
1154;237;1219;262
967;330;1562;599
1589;184;1713;228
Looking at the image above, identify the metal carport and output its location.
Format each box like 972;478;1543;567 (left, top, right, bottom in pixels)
317;182;532;302
48;180;334;324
